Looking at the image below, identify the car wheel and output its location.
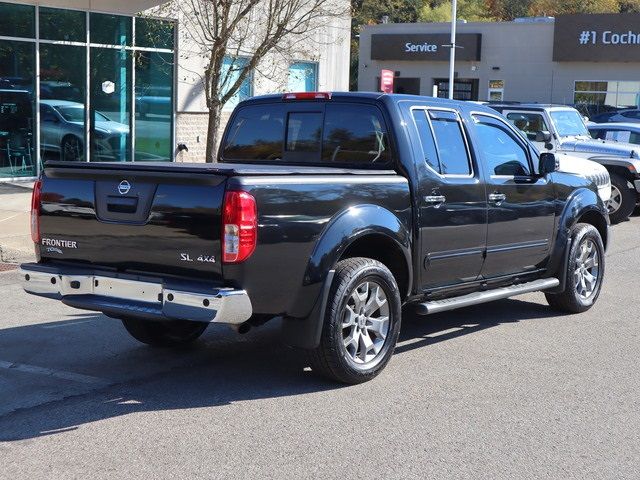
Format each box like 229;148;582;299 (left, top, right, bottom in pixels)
61;135;83;162
545;223;605;313
607;173;635;223
306;257;402;384
121;318;208;347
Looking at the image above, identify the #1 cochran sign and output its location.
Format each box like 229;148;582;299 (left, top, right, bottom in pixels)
380;70;394;93
553;13;640;62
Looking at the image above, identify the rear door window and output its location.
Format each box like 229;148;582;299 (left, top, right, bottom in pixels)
428;110;472;175
411;109;440;172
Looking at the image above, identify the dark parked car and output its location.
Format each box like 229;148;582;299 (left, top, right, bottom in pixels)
21;92;609;384
591;109;640;124
40;100;129;162
589;122;640;145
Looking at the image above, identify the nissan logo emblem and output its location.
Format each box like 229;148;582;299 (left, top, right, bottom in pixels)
118;180;131;195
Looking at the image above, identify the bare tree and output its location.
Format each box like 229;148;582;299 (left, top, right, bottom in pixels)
174;0;348;162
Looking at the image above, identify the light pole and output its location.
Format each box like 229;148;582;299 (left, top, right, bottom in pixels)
448;0;457;99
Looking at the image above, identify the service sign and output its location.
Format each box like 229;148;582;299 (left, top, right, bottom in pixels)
553;13;640;62
371;33;482;62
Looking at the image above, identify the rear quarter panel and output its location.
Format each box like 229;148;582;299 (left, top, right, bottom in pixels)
224;175;411;317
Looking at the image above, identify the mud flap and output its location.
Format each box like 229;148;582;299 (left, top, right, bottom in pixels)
280;270;335;349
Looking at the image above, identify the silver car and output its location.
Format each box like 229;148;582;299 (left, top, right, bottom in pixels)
40;100;129;162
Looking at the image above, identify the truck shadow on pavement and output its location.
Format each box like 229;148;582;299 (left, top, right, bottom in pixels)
0;297;564;442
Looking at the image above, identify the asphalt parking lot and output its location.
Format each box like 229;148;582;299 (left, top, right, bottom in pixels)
1;216;640;479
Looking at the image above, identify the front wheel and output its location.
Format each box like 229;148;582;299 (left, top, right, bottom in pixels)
306;257;402;384
607;173;635;224
545;223;605;313
121;318;208;347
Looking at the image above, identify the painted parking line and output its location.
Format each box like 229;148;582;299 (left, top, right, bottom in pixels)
0;360;111;387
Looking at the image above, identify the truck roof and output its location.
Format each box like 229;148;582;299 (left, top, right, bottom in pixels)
490;103;575;111
238;91;499;116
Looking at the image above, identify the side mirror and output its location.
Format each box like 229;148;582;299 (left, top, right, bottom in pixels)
539;152;559;176
535;130;552;143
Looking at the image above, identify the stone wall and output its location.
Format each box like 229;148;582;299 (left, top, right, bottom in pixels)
175;111;231;163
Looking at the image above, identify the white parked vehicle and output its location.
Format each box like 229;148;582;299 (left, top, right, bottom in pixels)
555;153;611;204
492;104;638;223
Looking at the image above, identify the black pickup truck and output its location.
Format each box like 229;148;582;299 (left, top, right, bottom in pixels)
21;92;609;384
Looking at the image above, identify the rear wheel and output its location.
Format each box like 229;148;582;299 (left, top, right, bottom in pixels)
306;257;402;384
545;223;605;313
121;318;208;347
607;173;635;224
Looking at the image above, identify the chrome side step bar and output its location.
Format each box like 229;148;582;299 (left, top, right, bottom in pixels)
415;278;560;315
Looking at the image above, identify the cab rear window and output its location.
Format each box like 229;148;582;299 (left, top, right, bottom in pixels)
221;103;390;166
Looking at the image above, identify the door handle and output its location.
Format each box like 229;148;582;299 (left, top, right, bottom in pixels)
489;192;507;203
424;195;446;205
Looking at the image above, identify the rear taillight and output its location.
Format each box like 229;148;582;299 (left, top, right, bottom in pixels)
30;179;42;244
222;190;257;264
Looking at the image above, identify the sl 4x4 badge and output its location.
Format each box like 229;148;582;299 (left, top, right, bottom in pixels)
180;253;216;263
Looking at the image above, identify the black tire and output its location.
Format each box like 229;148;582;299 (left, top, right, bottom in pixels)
545;223;605;313
607;173;635;224
121;318;208;347
307;257;402;384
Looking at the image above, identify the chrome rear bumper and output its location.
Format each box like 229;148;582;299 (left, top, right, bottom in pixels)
19;264;252;325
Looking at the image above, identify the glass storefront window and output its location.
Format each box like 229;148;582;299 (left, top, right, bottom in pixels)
575;81;609;92
0;8;176;179
135;18;174;50
135;51;173;161
90;47;131;162
90;13;132;46
0;2;34;39
0;40;36;178
575;80;640;116
488;79;504;101
40;44;86;162
40;7;85;42
288;62;318;92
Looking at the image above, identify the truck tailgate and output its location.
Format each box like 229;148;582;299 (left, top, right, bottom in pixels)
39;162;228;281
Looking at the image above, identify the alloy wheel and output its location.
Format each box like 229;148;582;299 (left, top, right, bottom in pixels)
608;184;622;214
341;280;390;365
574;238;600;299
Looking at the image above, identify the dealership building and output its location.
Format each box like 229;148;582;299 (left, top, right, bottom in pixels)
358;13;640;114
0;0;350;182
